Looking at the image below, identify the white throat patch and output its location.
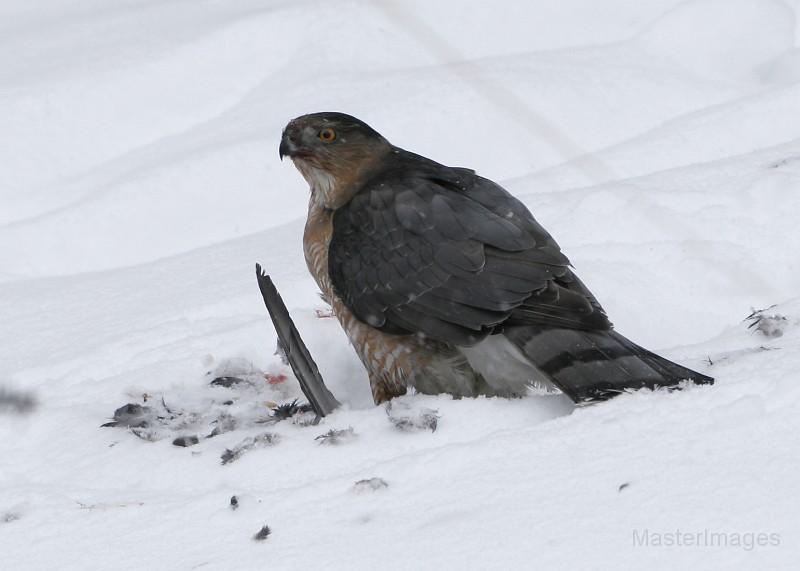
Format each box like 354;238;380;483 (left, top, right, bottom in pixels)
293;158;336;209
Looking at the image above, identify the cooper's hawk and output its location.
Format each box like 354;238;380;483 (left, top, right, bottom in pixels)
279;112;713;404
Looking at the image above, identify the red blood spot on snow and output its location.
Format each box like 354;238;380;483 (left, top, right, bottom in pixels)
265;373;287;385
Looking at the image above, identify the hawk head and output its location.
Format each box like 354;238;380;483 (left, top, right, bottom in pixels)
280;113;390;209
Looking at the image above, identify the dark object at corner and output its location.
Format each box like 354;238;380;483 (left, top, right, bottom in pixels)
255;264;340;419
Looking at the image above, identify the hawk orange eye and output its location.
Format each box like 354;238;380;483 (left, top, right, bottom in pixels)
319;127;336;142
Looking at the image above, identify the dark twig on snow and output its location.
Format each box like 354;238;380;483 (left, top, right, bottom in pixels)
255;264;340;419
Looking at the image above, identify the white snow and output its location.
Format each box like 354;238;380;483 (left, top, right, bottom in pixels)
2;1;800;569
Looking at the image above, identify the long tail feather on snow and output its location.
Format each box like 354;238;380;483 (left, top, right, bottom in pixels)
255;264;340;418
503;326;714;403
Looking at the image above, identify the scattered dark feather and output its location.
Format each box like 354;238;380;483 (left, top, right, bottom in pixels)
102;403;151;428
221;433;281;465
172;435;199;447
386;404;440;432
253;525;271;541
315;427;356;445
210;376;248;388
353;477;389;493
271;399;313;421
745;305;788;338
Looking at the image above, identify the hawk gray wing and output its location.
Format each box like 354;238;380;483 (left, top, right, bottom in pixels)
328;159;611;347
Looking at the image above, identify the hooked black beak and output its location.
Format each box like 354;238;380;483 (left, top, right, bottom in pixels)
279;136;292;160
278;136;289;160
280;125;308;161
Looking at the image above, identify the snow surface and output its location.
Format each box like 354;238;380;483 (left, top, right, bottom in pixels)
2;1;800;569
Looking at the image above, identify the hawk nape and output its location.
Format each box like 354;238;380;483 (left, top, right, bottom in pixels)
279;112;713;404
